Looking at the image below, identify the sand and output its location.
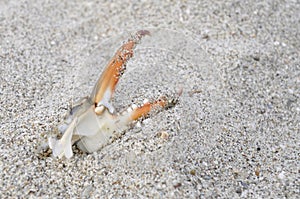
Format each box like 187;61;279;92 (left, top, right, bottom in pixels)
0;0;299;198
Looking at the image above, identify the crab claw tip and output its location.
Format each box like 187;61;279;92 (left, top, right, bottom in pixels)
137;30;151;37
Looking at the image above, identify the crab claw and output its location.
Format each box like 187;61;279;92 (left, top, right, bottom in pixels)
90;30;150;113
130;98;167;121
116;94;180;126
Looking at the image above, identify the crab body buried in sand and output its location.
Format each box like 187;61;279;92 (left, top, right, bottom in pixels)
49;30;179;159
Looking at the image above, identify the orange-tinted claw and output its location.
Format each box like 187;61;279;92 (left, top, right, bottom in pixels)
91;30;150;110
130;97;167;121
129;88;182;121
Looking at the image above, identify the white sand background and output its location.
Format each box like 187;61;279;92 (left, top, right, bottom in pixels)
0;0;299;198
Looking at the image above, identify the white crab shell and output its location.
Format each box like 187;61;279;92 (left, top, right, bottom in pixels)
49;99;129;158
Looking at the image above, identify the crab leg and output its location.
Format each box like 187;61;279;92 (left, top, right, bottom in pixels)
117;96;176;126
130;98;167;121
90;30;150;113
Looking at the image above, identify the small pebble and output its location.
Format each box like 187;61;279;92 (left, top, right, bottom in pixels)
157;131;169;139
278;171;285;180
127;107;133;113
131;104;138;110
255;167;260;177
190;169;196;175
81;185;93;198
173;182;182;188
143;99;149;104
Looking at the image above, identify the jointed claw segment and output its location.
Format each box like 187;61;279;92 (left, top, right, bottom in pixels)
49;30;179;159
91;30;151;113
130;97;167;121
